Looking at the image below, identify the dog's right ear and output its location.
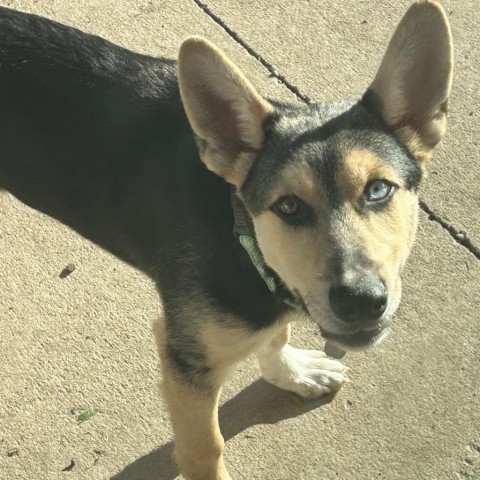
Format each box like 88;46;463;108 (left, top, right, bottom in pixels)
362;0;453;163
178;37;274;189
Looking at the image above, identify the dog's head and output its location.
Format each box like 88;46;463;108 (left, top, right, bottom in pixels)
178;1;453;351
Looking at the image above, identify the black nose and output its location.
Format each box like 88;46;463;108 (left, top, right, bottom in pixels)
329;280;387;324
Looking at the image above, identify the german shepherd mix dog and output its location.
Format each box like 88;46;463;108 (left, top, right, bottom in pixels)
0;1;452;478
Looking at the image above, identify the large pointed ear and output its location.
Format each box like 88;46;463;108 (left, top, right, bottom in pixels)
178;37;274;189
362;1;453;163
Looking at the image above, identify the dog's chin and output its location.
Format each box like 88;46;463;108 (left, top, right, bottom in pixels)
321;325;390;351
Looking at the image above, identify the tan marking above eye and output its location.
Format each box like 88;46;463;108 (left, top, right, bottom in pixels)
267;161;321;208
339;148;401;202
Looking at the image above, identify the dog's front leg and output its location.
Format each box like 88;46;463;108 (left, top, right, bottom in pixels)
162;366;229;480
153;319;231;480
257;323;350;399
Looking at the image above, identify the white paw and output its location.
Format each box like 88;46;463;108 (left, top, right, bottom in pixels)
258;344;349;399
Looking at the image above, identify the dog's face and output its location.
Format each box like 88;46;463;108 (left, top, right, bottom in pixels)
178;2;453;350
241;104;422;349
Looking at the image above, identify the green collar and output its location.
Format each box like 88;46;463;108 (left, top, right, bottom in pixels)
231;193;299;309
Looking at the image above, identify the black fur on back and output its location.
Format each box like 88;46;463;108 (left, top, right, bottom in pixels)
0;7;290;340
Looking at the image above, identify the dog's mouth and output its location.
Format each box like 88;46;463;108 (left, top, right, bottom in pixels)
296;289;395;351
320;324;389;351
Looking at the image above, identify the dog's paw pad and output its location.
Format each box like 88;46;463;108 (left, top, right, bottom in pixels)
259;345;349;399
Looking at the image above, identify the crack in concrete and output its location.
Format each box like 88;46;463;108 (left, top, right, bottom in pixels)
192;0;480;262
420;201;480;260
191;0;310;104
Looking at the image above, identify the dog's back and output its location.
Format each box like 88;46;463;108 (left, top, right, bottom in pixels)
0;7;194;268
0;7;287;331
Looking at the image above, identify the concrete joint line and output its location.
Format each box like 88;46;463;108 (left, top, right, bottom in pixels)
190;0;310;103
419;201;480;261
191;0;480;263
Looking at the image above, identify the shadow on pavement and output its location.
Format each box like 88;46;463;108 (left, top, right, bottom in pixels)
111;378;334;480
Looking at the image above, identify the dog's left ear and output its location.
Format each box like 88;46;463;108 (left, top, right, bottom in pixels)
362;1;453;162
178;37;274;189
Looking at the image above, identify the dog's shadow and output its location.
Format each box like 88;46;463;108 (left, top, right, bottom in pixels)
111;379;334;480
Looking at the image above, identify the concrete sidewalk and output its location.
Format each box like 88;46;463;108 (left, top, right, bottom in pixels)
0;1;479;479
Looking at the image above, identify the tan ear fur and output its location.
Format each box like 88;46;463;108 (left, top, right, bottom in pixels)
365;0;453;162
178;37;274;188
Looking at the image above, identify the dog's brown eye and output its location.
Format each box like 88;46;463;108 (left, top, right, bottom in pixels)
272;196;311;225
276;196;300;215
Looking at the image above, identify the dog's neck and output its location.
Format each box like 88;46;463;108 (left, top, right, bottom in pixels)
231;192;299;309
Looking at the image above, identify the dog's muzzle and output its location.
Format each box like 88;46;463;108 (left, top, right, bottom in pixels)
329;278;388;325
319;276;390;351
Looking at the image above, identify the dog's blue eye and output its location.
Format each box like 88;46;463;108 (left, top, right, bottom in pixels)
365;180;394;202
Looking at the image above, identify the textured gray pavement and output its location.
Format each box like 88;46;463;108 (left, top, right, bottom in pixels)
0;1;479;480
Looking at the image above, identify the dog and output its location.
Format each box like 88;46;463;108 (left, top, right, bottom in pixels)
0;2;452;479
